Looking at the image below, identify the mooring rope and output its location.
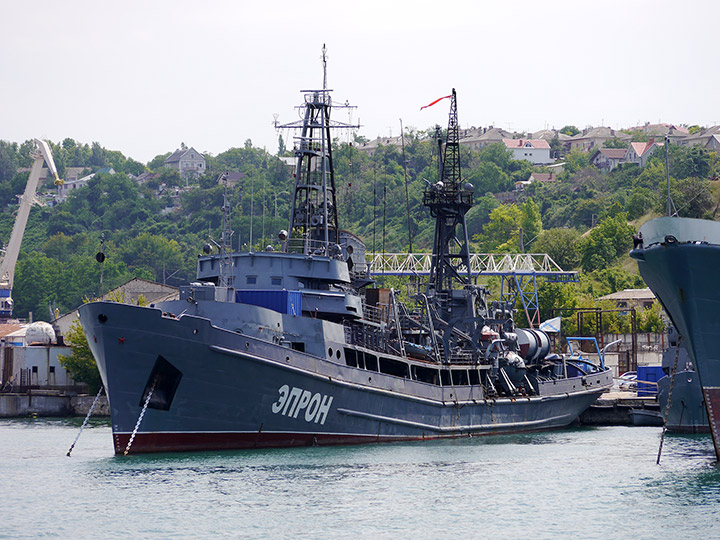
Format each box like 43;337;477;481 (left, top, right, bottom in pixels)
66;386;104;457
657;335;682;464
124;376;157;456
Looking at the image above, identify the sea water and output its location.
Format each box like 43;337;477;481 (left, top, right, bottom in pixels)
1;419;719;540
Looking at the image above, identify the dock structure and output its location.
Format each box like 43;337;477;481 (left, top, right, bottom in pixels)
366;252;577;328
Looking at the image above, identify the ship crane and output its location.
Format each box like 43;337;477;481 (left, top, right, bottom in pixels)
0;139;62;319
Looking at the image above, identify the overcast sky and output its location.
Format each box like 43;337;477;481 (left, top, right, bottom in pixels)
2;0;718;163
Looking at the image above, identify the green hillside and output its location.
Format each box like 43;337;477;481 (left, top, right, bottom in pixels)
0;134;717;330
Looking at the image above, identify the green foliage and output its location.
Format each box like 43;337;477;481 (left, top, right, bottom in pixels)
560;149;591;176
0;140;19;184
637;302;665;333
58;319;102;393
661;177;714;218
148;153;171;171
119;233;186;282
520;198;542;249
0;131;716;334
559;125;580;137
533;228;581;270
579;213;635;273
630;131;650;142
603;137;629;149
467;161;510;193
478;204;522;252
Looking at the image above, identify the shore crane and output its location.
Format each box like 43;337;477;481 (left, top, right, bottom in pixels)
0;139;62;319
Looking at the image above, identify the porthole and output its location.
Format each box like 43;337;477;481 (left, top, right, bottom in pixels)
336;349;341;359
328;347;333;357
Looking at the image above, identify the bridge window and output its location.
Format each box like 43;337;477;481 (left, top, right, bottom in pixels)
412;365;439;385
363;352;378;372
344;347;357;367
451;369;469;386
379;357;410;378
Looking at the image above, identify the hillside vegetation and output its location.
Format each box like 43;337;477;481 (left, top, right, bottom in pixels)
0;133;717;334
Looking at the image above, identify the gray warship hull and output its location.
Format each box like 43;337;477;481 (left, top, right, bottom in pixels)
657;370;709;433
80;74;612;455
632;217;720;456
79;301;610;454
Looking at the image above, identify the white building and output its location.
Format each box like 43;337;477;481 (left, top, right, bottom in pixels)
0;322;75;390
502;139;553;165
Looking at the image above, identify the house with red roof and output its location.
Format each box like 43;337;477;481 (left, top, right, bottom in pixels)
625;140;663;167
502;139;553;164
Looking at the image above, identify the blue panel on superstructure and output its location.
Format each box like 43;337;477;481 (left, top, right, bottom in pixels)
0;289;10;298
235;289;302;315
637;365;664;397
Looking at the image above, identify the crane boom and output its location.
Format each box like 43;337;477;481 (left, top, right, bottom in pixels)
0;139;62;319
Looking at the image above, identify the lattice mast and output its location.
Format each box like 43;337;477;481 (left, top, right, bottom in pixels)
275;45;358;255
423;89;475;322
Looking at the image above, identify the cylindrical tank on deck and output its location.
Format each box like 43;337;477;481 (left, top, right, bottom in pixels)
515;328;551;362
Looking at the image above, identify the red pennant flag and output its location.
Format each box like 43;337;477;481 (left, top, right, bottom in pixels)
420;95;452;111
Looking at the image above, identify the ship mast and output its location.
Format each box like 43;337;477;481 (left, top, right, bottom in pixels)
275;45;358;255
424;89;475;323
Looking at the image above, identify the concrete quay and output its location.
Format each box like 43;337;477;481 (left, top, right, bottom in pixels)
580;391;659;426
0;391;109;418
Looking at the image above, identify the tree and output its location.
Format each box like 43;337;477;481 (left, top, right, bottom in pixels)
533;228;581;270
625;188;658;220
662;177;714;218
559;125;580;137
478;143;513;170
0;140;18;183
119;232;186;282
673;145;712;179
580;213;634;272
89;142;107;168
465;194;499;237
520;198;542;250
479;204;522;252
467;161;510;193
148;152;171;171
561;149;591;176
58;319;101;393
603;137;628;149
637;302;666;333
